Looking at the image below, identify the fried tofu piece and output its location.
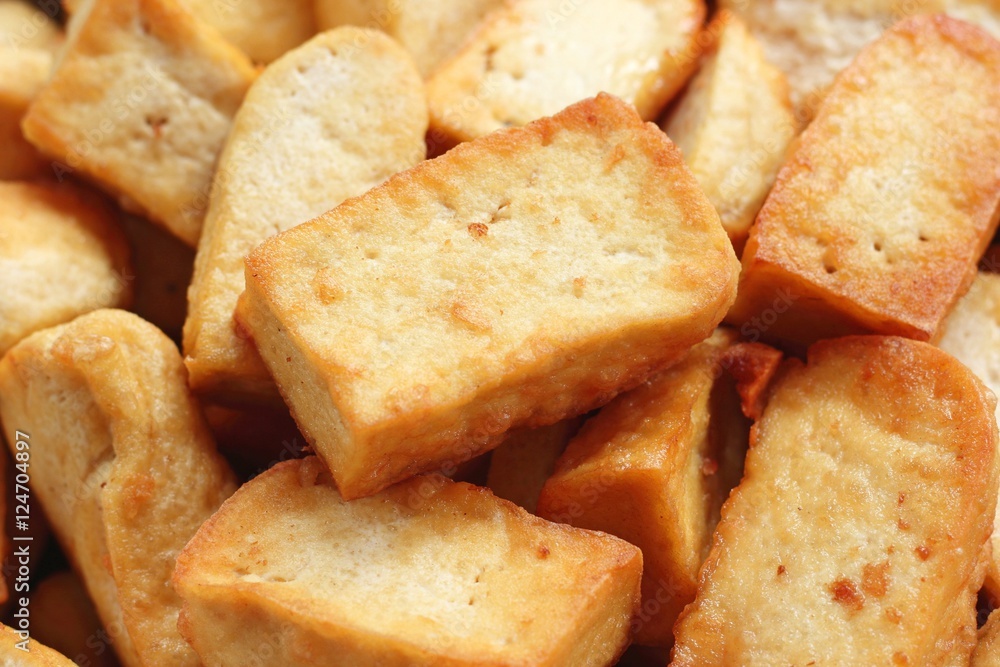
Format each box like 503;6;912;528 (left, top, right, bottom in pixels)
182;0;315;63
486;419;582;514
426;0;704;145
974;608;1000;667
235;94;739;499
537;329;750;646
0;309;238;667
315;0;503;77
21;0;256;246
0;181;132;356
0;1;62;179
174;456;642;666
32;571;118;667
938;272;1000;598
184;27;427;405
62;0;315;62
0;623;76;666
119;213;194;344
721;0;1000;121
663;12;796;256
671;336;1000;666
727;16;1000;346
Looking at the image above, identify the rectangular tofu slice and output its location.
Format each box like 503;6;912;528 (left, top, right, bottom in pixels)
235;93;739;499
670;336;1000;666
173;457;642;666
537;329;750;646
183;27;427;405
663;11;796;256
0;310;238;667
426;0;704;144
728;15;1000;345
315;0;504;77
21;0;256;246
938;272;1000;599
721;0;1000;121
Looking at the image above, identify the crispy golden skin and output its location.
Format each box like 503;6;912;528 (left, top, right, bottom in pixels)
663;11;796;256
537;329;750;646
974;609;1000;667
0;623;76;666
938;272;1000;599
63;0;315;63
426;0;704;144
182;0;315;63
0;309;237;667
315;0;503;77
670;336;999;666
486;419;582;514
728;16;1000;346
0;181;132;356
174;457;642;666
183;27;427;405
21;0;256;246
721;0;1000;121
235;93;739;499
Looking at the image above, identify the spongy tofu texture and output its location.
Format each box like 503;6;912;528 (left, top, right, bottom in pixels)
239;94;739;498
671;336;999;666
174;458;642;666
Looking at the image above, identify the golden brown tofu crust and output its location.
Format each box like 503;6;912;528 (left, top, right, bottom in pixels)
729;15;1000;346
0;310;237;667
0;181;132;356
671;336;999;666
663;11;796;256
537;329;749;646
427;0;705;144
21;0;256;246
0;623;76;666
183;27;427;406
174;457;642;666
236;93;739;499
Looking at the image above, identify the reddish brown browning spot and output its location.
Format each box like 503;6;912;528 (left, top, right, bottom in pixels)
467;223;488;238
861;561;890;598
829;578;864;610
701;458;719;476
572;277;587;297
721;343;784;419
124;473;156;520
898;492;906;505
777;565;786;576
885;607;903;624
898;518;910;530
537;545;550;559
916;546;931;560
893;651;909;665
